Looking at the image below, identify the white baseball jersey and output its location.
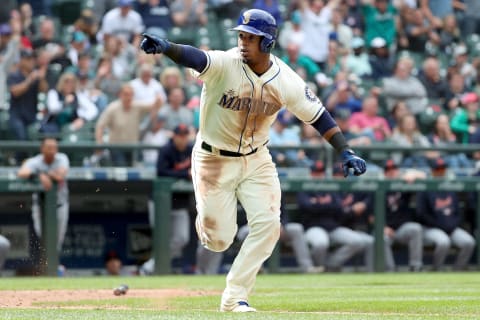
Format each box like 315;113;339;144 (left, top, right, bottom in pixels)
192;47;325;154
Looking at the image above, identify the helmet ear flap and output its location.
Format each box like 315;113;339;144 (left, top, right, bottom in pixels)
261;37;275;53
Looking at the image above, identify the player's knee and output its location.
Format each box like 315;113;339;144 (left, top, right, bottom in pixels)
204;237;233;252
434;238;451;250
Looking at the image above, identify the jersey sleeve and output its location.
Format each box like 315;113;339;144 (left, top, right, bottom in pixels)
24;156;41;173
283;71;325;125
190;50;229;83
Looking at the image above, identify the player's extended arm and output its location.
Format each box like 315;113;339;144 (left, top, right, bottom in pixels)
140;33;207;73
312;111;367;177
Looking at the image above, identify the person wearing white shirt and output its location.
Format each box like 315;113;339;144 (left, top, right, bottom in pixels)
130;63;167;104
100;0;145;47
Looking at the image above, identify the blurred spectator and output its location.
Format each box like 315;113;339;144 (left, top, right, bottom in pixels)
444;73;466;112
67;31;88;67
17;137;70;252
333;108;373;146
348;96;391;142
298;0;340;68
361;0;398;48
95;84;162;165
253;0;283;26
281;42;328;88
42;72;98;134
104;250;124;276
368;37;394;80
417;57;449;104
171;0;208;30
438;14;461;55
90;0;117;21
382;159;425;272
19;2;35;38
100;0;145;48
387;100;410;130
403;8;440;53
103;35;136;80
77;71;109;115
160;66;184;95
382;56;428;115
0;19;21;110
74;9;100;45
416;157;476;271
325;78;363;115
130;63;167;105
298;164;373;272
339;0;363;36
390;113;439;167
429;113;472;170
419;0;454;28
94;55;123;102
278;10;305;49
136;0;173;39
140;123;194;275
0;234;10;273
269;109;310;167
450;92;480;144
66;52;96;81
328;8;353;53
31;17;61;51
142;114;170;165
7;49;48;141
452;44;477;89
457;0;480;36
344;37;372;78
158;87;193;131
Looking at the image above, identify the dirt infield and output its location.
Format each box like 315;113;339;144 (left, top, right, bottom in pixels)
0;289;213;309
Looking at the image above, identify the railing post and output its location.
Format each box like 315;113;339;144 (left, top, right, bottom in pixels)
152;178;173;274
42;185;58;276
373;182;385;272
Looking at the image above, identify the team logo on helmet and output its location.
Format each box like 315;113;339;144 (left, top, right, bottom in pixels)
242;11;251;24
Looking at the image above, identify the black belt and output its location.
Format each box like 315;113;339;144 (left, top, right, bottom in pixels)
201;141;258;157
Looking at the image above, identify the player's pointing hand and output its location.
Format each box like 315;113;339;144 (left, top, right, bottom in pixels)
140;33;170;54
341;149;367;177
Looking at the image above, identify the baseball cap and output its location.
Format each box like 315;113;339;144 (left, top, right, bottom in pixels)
276;109;292;126
0;23;12;35
72;31;86;43
117;0;134;6
351;37;365;49
370;37;386;48
383;159;399;171
291;10;301;25
430;157;448;171
173;123;189;135
334;108;351;121
20;49;35;59
461;92;478;104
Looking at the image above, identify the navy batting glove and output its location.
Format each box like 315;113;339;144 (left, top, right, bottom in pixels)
140;33;170;54
341;149;367;177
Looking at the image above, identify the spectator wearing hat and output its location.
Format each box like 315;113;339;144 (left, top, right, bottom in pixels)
141;123;195;275
298;162;372;272
95;83;162;165
136;0;173;40
0;18;21;110
368;36;394;81
348;96;391;142
416;158;476;271
344;37;372;78
278;10;305;49
417;57;449;104
104;250;124;276
100;0;145;48
7;49;48;141
382;56;428;116
450;92;480;144
382;159;425;272
67;31;88;67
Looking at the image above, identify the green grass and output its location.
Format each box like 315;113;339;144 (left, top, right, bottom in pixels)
1;273;480;319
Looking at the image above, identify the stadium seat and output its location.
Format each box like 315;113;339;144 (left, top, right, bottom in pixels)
51;0;83;26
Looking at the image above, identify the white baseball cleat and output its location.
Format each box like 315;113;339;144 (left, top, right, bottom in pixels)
221;301;257;312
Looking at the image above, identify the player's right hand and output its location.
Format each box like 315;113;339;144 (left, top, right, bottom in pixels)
140;33;170;54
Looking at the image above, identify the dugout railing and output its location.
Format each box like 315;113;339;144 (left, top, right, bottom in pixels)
0;142;479;275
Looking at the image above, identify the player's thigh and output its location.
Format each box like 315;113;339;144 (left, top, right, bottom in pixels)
305;227;329;248
423;227;451;247
330;227;364;247
450;228;475;248
236;153;281;225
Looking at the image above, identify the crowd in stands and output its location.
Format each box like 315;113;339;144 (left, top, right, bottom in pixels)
0;0;479;273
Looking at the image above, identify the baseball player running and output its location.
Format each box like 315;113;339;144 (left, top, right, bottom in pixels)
140;9;366;312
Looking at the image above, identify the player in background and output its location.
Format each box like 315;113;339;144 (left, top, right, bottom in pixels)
140;8;366;312
17;137;70;252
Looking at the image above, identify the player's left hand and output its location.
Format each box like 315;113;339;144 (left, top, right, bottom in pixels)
140;33;170;54
341;149;367;177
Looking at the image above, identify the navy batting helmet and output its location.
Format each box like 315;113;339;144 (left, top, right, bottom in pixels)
231;9;278;53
